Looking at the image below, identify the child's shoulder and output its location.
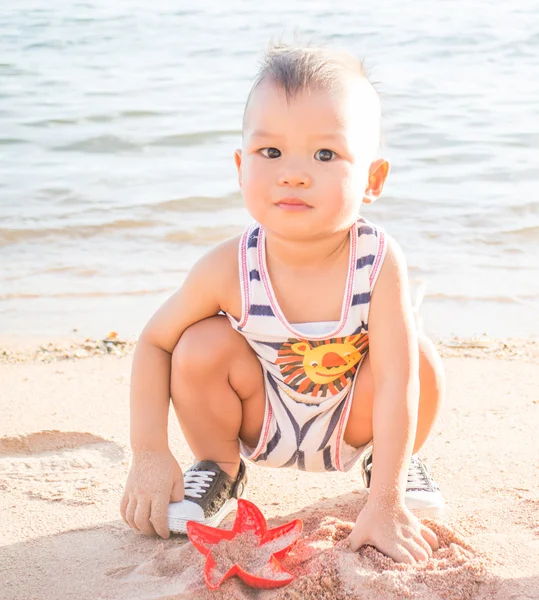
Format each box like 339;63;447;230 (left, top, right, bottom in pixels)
354;217;408;293
192;233;242;317
203;233;242;269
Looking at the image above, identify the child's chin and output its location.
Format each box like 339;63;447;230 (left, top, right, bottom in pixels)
265;217;323;238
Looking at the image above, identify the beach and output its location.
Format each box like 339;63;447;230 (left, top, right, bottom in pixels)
1;2;539;598
1;335;538;599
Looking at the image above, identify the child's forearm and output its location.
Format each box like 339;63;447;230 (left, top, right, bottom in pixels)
368;377;419;503
129;337;173;453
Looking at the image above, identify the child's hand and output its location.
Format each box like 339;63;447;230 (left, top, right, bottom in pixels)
120;449;184;538
348;499;439;564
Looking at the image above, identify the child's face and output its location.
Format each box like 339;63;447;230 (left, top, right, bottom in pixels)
235;78;389;240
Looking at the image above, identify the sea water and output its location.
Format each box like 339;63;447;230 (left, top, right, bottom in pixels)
1;0;538;338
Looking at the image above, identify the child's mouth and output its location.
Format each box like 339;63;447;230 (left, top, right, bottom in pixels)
275;197;312;211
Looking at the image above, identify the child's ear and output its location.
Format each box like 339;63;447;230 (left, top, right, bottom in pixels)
234;149;243;188
363;158;390;204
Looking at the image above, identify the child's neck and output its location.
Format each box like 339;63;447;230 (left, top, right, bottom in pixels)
264;227;351;271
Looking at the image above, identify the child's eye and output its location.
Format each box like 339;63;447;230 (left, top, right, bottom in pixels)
259;147;281;159
314;149;336;162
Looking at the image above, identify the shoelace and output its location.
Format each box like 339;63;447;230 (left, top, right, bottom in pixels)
407;457;431;490
184;470;216;499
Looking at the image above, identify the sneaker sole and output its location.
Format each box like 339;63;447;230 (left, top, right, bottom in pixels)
168;488;248;534
410;503;450;520
364;488;448;520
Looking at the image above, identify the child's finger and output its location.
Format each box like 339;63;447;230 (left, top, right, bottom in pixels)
120;493;130;525
420;525;439;551
134;497;155;536
150;493;170;539
170;476;184;503
125;496;138;530
391;544;416;565
404;539;429;563
413;529;433;558
347;527;367;552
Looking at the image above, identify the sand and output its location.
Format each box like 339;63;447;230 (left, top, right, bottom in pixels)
1;335;538;599
208;529;299;581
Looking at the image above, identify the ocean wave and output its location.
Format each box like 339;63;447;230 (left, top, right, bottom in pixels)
2;267;100;281
150;193;243;213
0;219;162;246
0;288;175;301
501;225;539;239
165;225;243;245
26;110;167;128
505;202;539;216
426;293;539;306
50;129;241;153
25;117;79;127
470;224;539;244
120;110;167;119
148;129;240;147
0;137;26;145
54;135;140;153
496;131;539;148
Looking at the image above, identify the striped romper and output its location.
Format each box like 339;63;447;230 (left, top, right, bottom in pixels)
226;217;387;473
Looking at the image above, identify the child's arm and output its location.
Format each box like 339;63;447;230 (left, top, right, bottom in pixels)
120;237;239;538
348;237;438;563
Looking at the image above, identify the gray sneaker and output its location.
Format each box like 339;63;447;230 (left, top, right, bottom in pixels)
167;459;247;534
361;448;446;518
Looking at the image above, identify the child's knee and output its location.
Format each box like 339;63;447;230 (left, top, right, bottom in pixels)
418;336;445;402
171;315;235;376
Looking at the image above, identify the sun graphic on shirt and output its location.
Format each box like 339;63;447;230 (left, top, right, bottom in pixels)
276;333;369;397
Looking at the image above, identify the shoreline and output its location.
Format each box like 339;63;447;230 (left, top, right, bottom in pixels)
1;333;538;364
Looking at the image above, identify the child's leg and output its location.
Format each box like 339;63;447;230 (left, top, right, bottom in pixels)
343;336;445;452
170;315;266;479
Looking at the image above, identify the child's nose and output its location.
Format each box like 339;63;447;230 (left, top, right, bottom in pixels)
277;166;312;187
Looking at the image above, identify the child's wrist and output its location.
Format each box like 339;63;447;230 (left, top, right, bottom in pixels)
366;487;405;508
130;439;170;455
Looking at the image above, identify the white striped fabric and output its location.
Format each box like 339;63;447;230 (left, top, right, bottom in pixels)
226;217;387;472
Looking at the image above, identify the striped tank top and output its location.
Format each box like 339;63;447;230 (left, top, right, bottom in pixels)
226;217;387;473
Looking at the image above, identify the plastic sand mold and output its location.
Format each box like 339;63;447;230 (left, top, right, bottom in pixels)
186;499;303;590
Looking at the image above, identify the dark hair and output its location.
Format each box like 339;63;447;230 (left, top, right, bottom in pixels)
243;42;382;152
251;42;369;100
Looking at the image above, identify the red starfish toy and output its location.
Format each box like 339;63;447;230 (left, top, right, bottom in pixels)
186;499;303;590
